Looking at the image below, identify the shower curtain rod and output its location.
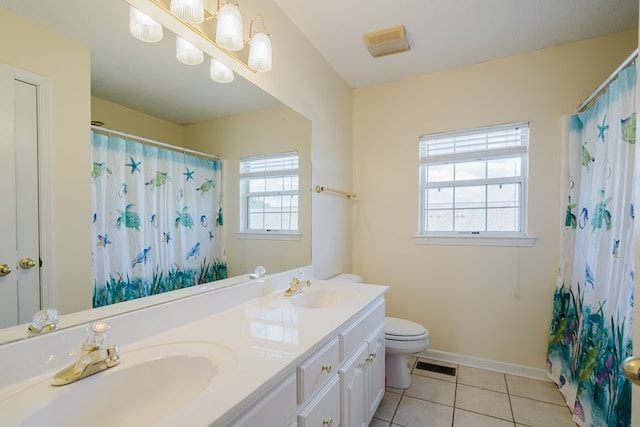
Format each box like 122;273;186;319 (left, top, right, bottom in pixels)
577;48;638;112
91;125;222;161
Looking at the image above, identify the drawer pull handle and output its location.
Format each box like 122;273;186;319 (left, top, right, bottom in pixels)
322;418;333;427
321;364;332;373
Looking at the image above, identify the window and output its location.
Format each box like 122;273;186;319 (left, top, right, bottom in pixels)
417;122;534;246
240;152;299;235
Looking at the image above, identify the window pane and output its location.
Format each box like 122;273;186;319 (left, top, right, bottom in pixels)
487;208;519;231
454;186;485;209
455;161;486;181
427;187;453;209
265;177;284;192
487;184;520;208
455;209;485;231
487;157;521;179
249;178;265;192
427;209;453;232
248;213;264;229
428;164;454;182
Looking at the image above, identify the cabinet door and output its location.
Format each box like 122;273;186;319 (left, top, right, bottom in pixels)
339;342;369;427
367;326;386;420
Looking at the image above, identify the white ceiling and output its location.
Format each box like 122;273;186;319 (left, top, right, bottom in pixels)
2;1;638;124
274;0;639;88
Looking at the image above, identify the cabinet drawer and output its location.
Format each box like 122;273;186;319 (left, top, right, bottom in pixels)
297;375;340;427
297;337;340;404
339;298;384;360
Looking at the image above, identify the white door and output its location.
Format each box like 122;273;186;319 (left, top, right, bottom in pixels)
0;68;41;328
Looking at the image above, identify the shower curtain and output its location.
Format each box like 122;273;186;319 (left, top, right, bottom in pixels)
547;63;636;427
91;131;227;307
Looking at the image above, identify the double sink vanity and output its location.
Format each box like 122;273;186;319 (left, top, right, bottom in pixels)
0;267;388;426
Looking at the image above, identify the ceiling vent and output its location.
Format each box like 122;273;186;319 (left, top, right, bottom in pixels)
363;25;410;58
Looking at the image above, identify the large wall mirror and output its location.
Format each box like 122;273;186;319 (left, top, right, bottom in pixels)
0;0;311;344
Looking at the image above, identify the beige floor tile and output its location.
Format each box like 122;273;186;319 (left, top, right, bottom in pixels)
458;366;507;393
393;396;453;427
505;375;565;405
386;386;405;395
455;384;513;421
412;358;458;383
454;409;515;427
374;391;402;422
369;418;391;427
510;396;575;427
404;375;456;406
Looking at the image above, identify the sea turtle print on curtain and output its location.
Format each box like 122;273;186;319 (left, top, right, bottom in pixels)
91;132;227;307
547;63;636;427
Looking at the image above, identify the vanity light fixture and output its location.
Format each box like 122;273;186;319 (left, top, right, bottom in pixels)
215;1;244;52
125;0;274;81
129;6;164;42
247;15;272;72
176;36;204;65
210;58;235;83
170;0;204;24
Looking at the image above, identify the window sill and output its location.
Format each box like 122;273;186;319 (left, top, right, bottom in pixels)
412;234;536;247
236;231;301;241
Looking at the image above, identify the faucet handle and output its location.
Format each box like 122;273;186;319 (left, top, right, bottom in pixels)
82;321;111;352
27;308;60;336
292;269;305;282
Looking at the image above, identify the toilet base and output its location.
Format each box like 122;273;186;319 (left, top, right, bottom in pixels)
385;353;413;389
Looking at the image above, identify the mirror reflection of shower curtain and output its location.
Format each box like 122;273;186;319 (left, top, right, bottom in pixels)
547;63;636;427
91;131;226;307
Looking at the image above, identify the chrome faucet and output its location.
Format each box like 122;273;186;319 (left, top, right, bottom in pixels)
52;321;120;386
284;270;311;297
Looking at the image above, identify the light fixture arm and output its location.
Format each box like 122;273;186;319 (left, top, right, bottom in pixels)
247;14;269;41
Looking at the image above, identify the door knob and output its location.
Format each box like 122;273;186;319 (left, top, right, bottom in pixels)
0;264;11;276
622;356;640;385
19;258;36;269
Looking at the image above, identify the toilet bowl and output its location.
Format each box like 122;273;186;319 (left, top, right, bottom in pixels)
328;273;430;389
384;317;429;389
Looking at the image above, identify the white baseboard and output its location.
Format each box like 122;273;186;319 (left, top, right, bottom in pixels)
417;349;549;382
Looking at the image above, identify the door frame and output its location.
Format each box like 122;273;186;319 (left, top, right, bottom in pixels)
0;63;54;309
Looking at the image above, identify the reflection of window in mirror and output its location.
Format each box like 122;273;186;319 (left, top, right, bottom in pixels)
239;152;299;233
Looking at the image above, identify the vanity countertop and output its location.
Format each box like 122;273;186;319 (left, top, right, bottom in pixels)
0;278;387;426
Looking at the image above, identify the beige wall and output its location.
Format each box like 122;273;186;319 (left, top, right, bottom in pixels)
184;106;312;276
91;97;184;147
0;8;92;314
352;30;638;369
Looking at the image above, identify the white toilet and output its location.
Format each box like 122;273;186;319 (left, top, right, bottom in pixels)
329;273;430;389
384;317;429;389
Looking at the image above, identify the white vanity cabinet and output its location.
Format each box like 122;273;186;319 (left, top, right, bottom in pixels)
229;374;298;426
296;297;386;427
338;300;386;427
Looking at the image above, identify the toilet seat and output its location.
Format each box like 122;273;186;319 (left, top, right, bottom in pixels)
385;317;428;341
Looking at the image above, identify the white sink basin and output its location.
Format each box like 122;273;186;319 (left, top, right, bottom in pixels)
292;286;362;309
6;342;236;427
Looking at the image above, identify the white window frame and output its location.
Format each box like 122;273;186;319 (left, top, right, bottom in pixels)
237;151;300;240
414;122;536;247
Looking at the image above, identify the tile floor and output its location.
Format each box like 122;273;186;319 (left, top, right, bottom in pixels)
370;357;576;427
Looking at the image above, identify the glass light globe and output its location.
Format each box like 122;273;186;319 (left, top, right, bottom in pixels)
176;36;204;65
216;3;243;51
248;32;272;72
210;58;234;83
129;7;163;43
170;0;204;24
